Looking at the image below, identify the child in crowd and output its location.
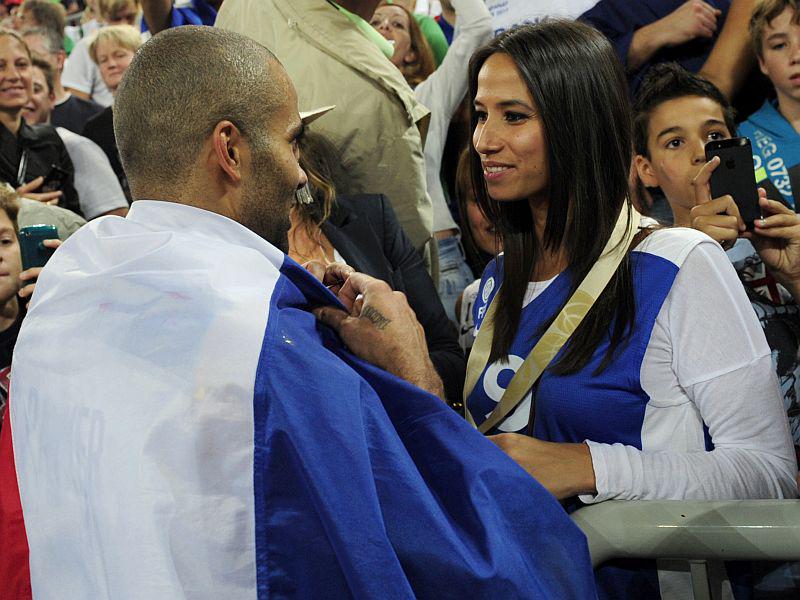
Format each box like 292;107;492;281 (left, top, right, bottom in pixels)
633;62;800;452
0;183;59;426
740;0;800;209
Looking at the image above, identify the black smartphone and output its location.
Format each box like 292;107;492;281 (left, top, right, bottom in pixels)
705;137;761;230
18;225;59;270
40;164;70;193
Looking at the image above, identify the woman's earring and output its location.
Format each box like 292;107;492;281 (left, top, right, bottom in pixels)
295;184;314;205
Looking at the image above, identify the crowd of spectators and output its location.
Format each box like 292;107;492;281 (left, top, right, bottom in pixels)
1;0;800;597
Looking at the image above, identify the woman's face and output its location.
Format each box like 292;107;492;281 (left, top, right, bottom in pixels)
95;39;136;92
0;36;32;113
472;52;549;204
370;5;414;69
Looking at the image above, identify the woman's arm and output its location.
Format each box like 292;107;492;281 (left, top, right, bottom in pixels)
582;240;797;502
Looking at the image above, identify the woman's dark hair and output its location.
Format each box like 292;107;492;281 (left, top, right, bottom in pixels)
295;131;340;236
467;20;636;374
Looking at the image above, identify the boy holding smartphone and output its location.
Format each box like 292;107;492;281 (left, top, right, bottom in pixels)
739;0;800;208
632;62;800;453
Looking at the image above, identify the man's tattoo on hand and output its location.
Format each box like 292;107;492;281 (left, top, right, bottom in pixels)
362;305;392;330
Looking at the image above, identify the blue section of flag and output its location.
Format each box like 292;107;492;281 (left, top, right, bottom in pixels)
252;258;597;598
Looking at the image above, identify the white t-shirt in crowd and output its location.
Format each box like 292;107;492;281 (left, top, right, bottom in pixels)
485;0;598;34
57;128;128;219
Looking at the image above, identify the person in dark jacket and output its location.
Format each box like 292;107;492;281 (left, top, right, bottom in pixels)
0;29;81;216
291;131;466;407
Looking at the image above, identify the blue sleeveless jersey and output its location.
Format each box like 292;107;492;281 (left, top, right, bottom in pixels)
468;231;715;598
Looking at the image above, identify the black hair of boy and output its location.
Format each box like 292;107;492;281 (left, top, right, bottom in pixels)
633;63;737;158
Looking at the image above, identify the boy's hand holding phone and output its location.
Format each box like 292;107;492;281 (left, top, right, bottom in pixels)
750;193;800;300
18;238;61;309
690;155;745;249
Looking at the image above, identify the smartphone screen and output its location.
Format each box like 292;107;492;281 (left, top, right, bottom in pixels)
18;225;59;271
705;137;761;229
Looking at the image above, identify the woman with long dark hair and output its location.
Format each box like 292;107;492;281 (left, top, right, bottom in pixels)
461;20;796;596
319;19;798;598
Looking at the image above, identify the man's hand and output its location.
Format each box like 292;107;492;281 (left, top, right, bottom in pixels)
18;238;61;308
489;434;597;500
629;1;721;71
16;176;62;205
690;156;745;249
314;271;445;399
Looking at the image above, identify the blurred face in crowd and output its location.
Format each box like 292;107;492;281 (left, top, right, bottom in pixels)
0;35;32;114
14;9;36;31
22;32;60;73
236;70;308;253
22;64;53;124
758;7;800;107
472;52;549;204
0;209;21;306
370;5;414;68
95;39;135;92
105;2;139;26
635;95;731;217
466;196;497;255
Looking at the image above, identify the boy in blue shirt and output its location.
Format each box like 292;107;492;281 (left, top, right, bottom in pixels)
739;0;800;208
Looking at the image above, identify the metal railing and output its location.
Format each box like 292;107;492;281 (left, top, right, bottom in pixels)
572;500;800;599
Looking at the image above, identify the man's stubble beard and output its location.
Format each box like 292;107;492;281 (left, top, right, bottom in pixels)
239;148;294;254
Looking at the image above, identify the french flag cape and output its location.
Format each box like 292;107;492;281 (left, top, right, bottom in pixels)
0;201;595;599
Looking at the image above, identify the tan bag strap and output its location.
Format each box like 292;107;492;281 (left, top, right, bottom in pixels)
464;205;642;433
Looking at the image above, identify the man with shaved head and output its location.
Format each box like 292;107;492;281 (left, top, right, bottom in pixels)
1;26;596;600
216;0;436;276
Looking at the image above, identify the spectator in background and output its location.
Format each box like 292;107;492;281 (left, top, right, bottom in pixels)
82;23;141;199
370;0;492;323
14;0;73;54
140;0;219;34
22;26;103;133
23;57;128;217
62;0;140;107
739;0;800;208
580;1;730;95
294;131;466;406
633;62;800;451
454;147;499;354
0;29;81;216
216;0;435;276
385;0;448;65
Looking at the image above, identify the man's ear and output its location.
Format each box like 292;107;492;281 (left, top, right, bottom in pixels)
634;154;659;188
56;49;66;74
212;121;244;183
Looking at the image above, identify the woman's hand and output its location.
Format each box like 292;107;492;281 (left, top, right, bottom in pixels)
16;176;62;205
488;433;597;499
18;238;62;308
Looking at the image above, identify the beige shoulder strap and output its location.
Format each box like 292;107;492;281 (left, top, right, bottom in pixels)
465;205;642;433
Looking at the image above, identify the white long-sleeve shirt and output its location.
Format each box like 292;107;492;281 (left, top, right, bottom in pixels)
415;0;493;232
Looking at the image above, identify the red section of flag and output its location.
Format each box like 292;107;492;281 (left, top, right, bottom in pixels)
0;402;32;600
